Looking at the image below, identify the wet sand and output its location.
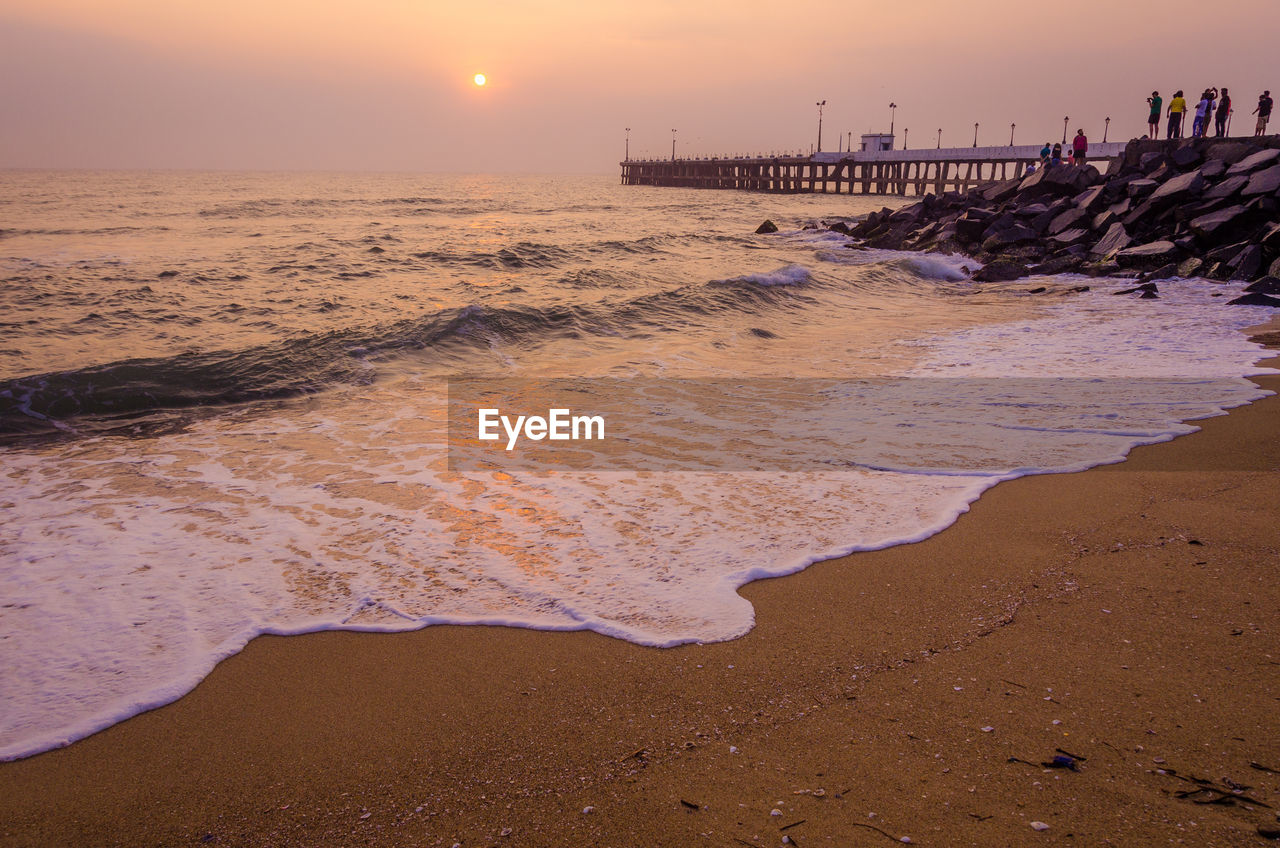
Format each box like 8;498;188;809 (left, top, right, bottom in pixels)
3;335;1279;847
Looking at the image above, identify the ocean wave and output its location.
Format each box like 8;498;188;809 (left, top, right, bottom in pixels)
0;268;825;436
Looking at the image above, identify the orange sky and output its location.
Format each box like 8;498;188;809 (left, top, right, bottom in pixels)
1;0;1275;171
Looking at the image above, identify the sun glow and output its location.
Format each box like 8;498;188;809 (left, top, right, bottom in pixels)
473;73;487;86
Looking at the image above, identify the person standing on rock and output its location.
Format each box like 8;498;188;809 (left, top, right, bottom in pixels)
1147;91;1163;138
1167;90;1187;138
1072;129;1088;166
1254;91;1274;137
1050;143;1063;166
1040;142;1051;164
1192;90;1212;138
1214;88;1232;137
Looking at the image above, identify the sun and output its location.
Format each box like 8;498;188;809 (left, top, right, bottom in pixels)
473;73;487;87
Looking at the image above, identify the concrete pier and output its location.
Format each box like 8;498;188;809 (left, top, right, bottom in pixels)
620;142;1127;196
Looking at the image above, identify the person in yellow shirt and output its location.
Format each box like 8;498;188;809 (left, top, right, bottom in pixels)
1167;90;1188;138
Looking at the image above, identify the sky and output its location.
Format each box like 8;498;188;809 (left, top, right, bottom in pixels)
1;0;1275;173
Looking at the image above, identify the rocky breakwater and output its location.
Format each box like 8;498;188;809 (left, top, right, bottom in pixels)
837;136;1280;305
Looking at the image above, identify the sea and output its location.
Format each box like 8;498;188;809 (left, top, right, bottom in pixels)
1;170;1275;761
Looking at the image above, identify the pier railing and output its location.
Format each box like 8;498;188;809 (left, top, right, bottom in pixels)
620;143;1126;196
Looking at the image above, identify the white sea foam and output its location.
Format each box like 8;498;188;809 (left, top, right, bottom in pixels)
1;277;1275;762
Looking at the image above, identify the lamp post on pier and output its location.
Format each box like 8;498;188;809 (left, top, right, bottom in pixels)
815;100;827;152
889;102;897;137
1010;123;1016;146
903;128;909;150
625;127;630;161
937;128;942;149
973;122;979;147
1062;116;1069;144
671;129;677;161
1103;116;1111;143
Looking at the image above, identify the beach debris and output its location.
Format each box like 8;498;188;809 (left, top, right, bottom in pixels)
582;806;595;814
1258;826;1280;840
770;808;783;817
780;819;807;831
730;746;739;754
681;799;701;811
1159;767;1272;808
981;726;995;733
849;821;904;842
1251;761;1280;775
755;220;779;234
1030;821;1050;832
500;827;513;836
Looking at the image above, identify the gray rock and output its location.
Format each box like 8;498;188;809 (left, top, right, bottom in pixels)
1227;292;1280;307
955;214;989;243
1116;240;1179;269
1271;257;1280;278
1074;185;1108;214
755;219;779;234
1242;164;1280;197
1203;174;1250;200
1150;171;1205;202
1244;277;1280;295
1178;257;1205;278
1092;210;1119;232
1203;141;1257;165
1090;222;1132;259
1225;148;1280;176
1029;255;1085;275
1227;244;1263;280
1171;144;1202;169
1140;151;1167;172
1049;207;1089;235
1197;159;1227;180
1263;223;1280;250
1115;282;1159;297
1189;205;1248;240
1051;228;1091;246
973;260;1030;282
1127;179;1158;198
982;224;1038;251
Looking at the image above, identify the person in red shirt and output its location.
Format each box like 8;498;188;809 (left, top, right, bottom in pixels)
1071;129;1088;166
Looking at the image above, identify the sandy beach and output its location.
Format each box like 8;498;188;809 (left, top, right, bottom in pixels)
2;327;1278;847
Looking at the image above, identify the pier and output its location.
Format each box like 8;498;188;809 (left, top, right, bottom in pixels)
620;143;1127;196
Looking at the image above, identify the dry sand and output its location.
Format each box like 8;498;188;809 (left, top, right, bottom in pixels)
2;334;1279;848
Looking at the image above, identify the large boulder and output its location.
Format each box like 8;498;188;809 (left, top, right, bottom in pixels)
1127;179;1159;198
1227;292;1280;307
1225;148;1280;176
1227;244;1264;280
1050;228;1091;246
1171;144;1202;169
1198;159;1227;180
973;260;1030;282
1203;141;1257;165
1189;205;1248;240
982;223;1039;251
1242;163;1280;197
1090;222;1132;259
1116;240;1180;269
1048;207;1089;235
1149;171;1205;203
1073;185;1109;214
755;219;779;234
1203;174;1250;200
1244;277;1280;295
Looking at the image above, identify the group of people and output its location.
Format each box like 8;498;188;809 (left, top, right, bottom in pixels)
1035;129;1091;170
1147;88;1273;139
